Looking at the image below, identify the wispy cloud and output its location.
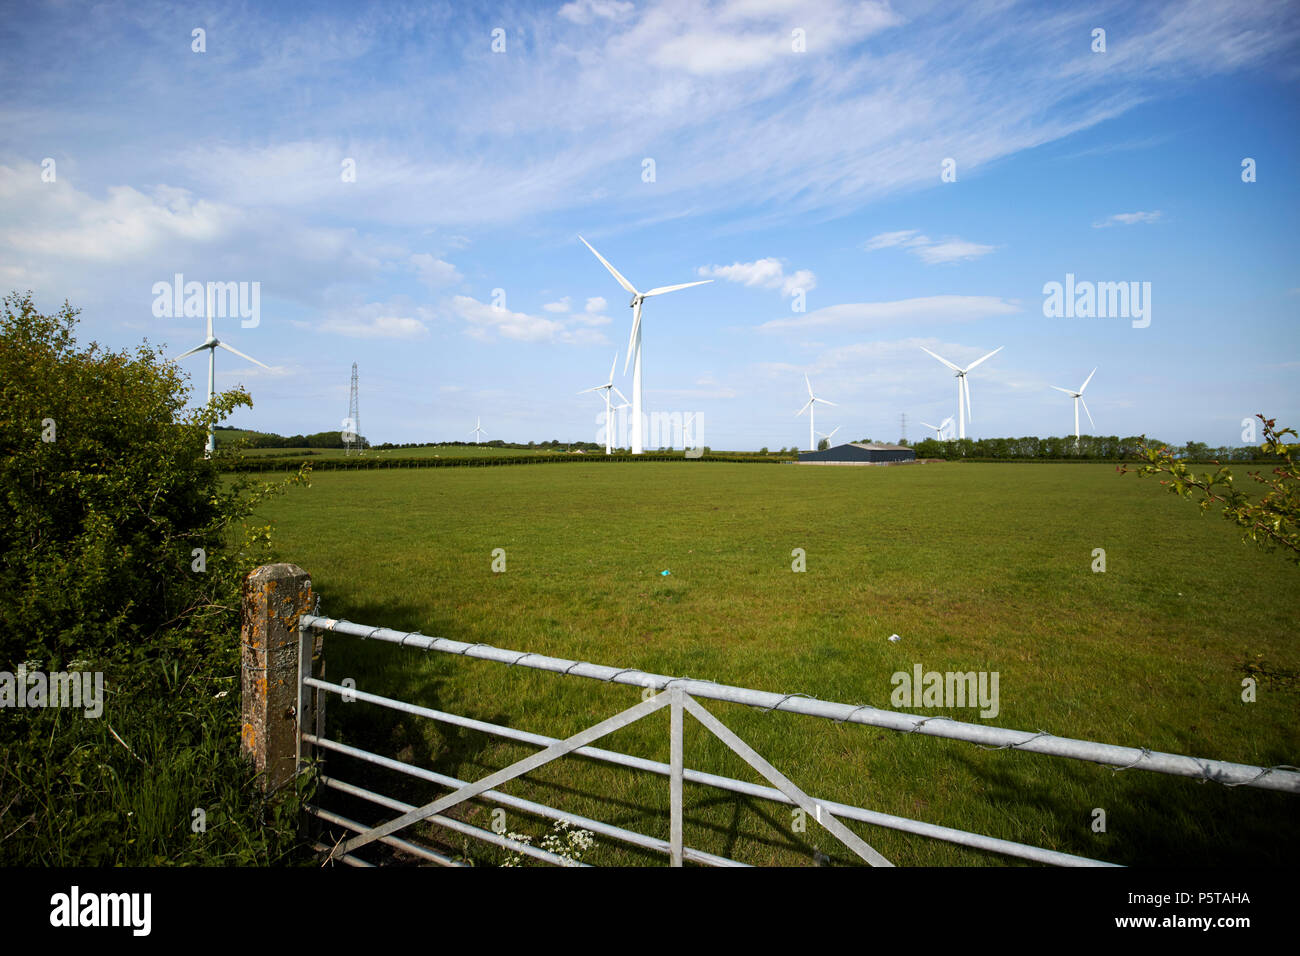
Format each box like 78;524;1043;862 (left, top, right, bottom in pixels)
314;300;435;339
862;231;997;264
1093;210;1163;228
759;295;1020;331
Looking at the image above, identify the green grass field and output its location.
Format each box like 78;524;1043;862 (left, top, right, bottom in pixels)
257;461;1300;866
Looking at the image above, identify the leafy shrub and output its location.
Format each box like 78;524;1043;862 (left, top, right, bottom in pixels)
0;292;312;864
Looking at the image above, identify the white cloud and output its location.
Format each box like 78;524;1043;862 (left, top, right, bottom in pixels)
317;299;434;339
698;257;816;296
411;253;461;287
585;296;607;313
318;315;428;339
0;167;234;262
543;297;572;313
863;230;996;264
1092;210;1163;228
558;0;634;26
449;295;608;345
759;295;1020;331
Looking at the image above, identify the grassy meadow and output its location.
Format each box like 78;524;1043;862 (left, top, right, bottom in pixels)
255;461;1300;866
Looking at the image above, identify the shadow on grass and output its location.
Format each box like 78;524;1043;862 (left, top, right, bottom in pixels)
946;746;1300;866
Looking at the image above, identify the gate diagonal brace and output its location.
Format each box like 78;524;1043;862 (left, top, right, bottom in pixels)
681;695;894;867
334;690;674;859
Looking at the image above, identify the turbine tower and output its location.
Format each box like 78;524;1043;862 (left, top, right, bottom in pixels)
579;353;629;455
578;236;711;454
345;362;361;456
920;345;1003;440
171;286;269;457
1050;368;1097;442
796;375;837;451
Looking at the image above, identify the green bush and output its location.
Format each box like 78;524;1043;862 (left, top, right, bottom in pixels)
0;291;312;864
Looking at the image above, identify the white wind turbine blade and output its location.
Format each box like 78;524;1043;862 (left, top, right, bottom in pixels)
578;236;638;295
217;341;270;369
1079;368;1097;393
608;353;618;386
827;426;840;440
940;416;954;430
796;398;813;416
920;346;961;372
962;345;1003;373
643;279;712;297
962;374;973;422
624;299;642;374
611;386;630;406
805;374;815;399
816;397;838;407
919;421;938;432
1050;385;1077;396
1080;396;1095;429
172;343;208;361
578;384;605;394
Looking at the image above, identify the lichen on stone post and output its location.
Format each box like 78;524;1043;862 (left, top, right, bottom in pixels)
240;563;313;792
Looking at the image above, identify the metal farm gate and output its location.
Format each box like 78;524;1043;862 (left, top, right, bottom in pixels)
238;565;1300;868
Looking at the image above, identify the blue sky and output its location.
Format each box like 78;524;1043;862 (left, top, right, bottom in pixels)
2;0;1297;450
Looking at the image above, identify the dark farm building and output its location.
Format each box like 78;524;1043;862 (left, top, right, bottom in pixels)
798;442;916;464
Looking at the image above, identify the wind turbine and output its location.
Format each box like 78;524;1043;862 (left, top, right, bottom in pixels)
1050;368;1097;442
579;353;629;455
469;417;487;444
171;287;269;457
815;425;841;449
578;236;711;454
920;346;1003;440
796;375;837;451
682;412;697;451
611;397;631;451
919;416;955;440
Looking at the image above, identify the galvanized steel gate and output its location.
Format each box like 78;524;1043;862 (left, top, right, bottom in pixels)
293;614;1300;867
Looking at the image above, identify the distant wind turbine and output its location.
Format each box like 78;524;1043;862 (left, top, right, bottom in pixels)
815;425;841;448
578;235;711;455
796;375;837;451
171;287;269;457
1050;368;1097;441
920;346;1003;440
470;417;487;444
683;412;698;451
579;353;629;455
919;416;955;440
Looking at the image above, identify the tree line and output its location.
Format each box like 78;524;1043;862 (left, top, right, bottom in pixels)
909;435;1280;462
